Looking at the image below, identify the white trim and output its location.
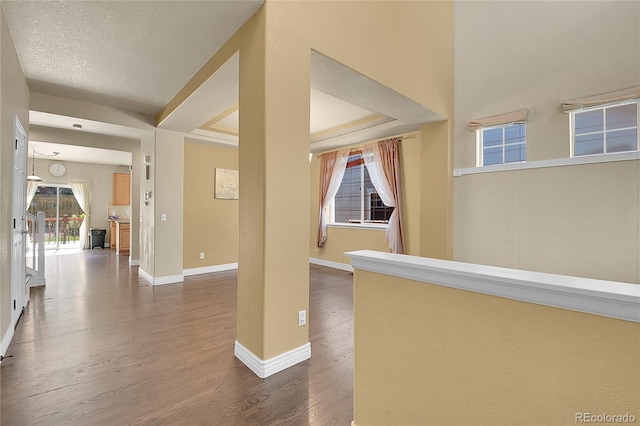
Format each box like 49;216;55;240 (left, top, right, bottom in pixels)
309;257;353;272
345;250;640;323
138;267;154;284
138;268;184;286
454;150;639;177
1;324;15;362
234;340;311;378
129;259;140;267
328;223;387;230
151;274;184;286
183;262;238;276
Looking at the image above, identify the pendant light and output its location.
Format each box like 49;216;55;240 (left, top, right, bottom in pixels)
27;148;42;182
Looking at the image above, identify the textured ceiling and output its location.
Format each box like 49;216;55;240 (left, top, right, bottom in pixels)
4;1;442;161
2;0;263;114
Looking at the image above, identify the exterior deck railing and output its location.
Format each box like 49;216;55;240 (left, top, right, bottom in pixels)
40;216;84;245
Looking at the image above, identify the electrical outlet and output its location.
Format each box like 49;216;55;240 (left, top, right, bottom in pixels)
199;252;205;260
298;309;306;326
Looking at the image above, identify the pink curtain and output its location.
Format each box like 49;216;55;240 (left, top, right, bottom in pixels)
363;138;405;254
317;148;350;248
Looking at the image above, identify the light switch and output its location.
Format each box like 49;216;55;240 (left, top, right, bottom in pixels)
161;213;166;221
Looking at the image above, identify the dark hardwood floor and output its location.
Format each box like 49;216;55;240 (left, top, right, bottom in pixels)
1;250;354;425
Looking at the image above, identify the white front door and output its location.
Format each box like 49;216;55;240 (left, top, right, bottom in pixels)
11;117;27;326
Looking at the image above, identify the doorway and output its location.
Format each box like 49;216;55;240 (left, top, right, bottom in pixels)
28;184;84;251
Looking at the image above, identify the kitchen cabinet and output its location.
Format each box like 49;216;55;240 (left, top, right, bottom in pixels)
112;173;130;205
115;222;130;256
110;221;117;249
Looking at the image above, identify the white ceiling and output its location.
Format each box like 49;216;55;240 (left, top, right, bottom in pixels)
2;0;442;161
28;140;132;167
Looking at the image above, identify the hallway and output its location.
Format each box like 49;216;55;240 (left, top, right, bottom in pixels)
1;250;354;425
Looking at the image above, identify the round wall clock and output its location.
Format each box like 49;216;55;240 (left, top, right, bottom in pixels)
49;163;67;177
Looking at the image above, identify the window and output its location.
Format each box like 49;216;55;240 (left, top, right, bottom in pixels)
332;154;392;225
571;100;638;157
477;123;526;166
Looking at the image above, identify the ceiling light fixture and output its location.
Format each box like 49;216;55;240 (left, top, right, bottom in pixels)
27;149;60;182
27;148;42;182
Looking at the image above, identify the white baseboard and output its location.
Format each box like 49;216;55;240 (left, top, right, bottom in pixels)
309;257;353;272
138;267;153;284
183;262;238;276
234;340;311;378
138;268;184;286
129;259;140;266
1;324;15;362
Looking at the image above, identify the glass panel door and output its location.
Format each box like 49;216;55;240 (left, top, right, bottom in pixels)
28;185;84;250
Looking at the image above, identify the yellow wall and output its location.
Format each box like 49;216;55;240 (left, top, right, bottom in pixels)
163;0;454;363
183;140;238;269
237;3;313;359
421;121;453;260
353;269;640;425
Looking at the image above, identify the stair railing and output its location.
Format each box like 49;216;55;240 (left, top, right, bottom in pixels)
26;211;46;287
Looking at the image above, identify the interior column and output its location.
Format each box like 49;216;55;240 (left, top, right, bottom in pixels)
235;5;311;377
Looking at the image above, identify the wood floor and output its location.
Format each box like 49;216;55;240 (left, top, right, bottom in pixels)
1;250;354;425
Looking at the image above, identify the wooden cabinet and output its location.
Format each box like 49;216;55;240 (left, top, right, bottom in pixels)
116;222;130;256
112;173;130;205
110;221;117;249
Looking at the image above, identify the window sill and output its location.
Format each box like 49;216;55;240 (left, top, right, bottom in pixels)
328;222;388;230
454;150;639;177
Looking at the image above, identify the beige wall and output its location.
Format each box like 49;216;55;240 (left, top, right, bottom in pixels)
454;1;640;168
153;129;184;279
453;1;640;282
0;6;30;348
183;140;238;269
139;131;155;276
455;161;640;283
353;269;640;425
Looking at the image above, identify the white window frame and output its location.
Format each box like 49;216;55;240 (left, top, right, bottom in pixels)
476;122;527;167
569;99;639;158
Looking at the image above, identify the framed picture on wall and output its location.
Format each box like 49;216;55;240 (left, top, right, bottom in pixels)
215;168;239;200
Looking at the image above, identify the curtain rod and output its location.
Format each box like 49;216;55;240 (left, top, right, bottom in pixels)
318;134;416;157
349;134;415;152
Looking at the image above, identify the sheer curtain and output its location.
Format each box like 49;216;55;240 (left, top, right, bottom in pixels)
70;182;91;249
363;138;405;254
26;181;39;208
317;148;350;248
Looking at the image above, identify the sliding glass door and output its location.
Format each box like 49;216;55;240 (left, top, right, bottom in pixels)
28;184;84;250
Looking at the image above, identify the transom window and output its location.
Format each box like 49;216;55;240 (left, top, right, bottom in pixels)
571;100;638;157
477;123;526;167
331;154;392;225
